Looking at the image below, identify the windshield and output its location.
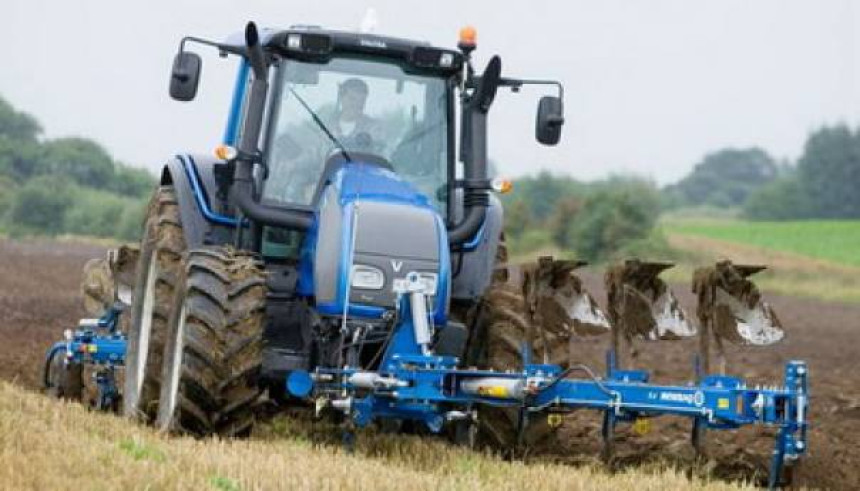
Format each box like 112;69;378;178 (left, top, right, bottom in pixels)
263;56;450;211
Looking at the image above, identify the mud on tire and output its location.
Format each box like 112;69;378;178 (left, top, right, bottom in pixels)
44;352;83;401
124;186;185;422
463;238;567;449
157;247;267;437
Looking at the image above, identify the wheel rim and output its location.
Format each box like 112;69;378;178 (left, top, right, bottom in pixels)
129;254;158;408
159;301;186;431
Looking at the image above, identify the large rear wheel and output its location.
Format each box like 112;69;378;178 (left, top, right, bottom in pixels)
464;239;570;449
157;247;267;437
123;186;185;422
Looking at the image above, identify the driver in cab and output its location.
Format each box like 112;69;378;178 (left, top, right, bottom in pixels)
269;76;385;204
330;77;382;148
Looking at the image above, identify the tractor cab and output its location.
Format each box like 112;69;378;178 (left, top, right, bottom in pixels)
169;25;564;248
249;34;460;261
189;27;468;216
167;24;565;318
261;49;453;213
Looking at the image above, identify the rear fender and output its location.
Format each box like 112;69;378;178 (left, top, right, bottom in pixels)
450;194;503;301
159;154;237;249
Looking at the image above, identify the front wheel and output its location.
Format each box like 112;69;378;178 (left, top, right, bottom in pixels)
44;350;83;401
123;186;186;422
157;247;267;437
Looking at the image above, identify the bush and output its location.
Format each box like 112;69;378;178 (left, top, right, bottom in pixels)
502;171;586;223
0;175;15;217
110;165;156;198
508;228;554;257
566;178;661;262
63;186;149;239
502;198;533;240
0;137;46;182
65;187;128;238
742;175;814;220
0;95;156;240
40;137;115;189
611;230;679;262
9;175;73;235
547;196;583;248
117;199;147;241
4;179;149;239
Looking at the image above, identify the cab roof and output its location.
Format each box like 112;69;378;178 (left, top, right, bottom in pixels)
223;26;464;75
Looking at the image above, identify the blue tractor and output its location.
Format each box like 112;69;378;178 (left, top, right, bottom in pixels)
44;22;809;488
120;22;571;440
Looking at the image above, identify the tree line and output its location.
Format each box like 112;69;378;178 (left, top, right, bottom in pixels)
664;126;860;220
501;172;664;262
504;124;860;261
0;96;154;240
3;91;856;253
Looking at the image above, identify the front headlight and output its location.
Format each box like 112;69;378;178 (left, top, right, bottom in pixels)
351;265;384;290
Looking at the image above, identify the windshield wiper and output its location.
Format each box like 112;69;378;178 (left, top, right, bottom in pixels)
286;85;352;162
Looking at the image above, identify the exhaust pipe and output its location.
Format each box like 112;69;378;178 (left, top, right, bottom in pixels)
447;56;502;245
231;22;313;231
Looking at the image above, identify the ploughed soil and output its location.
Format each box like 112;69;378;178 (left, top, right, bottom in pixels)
1;238;858;489
542;272;860;490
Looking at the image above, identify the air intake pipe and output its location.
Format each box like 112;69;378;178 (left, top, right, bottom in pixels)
447;56;501;245
231;22;313;231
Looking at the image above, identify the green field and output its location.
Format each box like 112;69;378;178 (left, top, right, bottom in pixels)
663;219;860;267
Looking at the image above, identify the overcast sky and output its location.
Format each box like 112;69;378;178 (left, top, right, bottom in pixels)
1;1;858;183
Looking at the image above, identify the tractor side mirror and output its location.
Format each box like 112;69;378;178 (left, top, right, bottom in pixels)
536;96;564;145
169;51;202;102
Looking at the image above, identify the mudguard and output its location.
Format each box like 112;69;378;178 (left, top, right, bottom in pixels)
159;154;237;249
450;194;504;301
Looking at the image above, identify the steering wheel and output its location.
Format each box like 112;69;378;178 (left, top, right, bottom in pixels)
347;131;375;152
391;125;437;177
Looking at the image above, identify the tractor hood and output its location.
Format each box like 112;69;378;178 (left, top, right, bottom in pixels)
297;160;450;323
